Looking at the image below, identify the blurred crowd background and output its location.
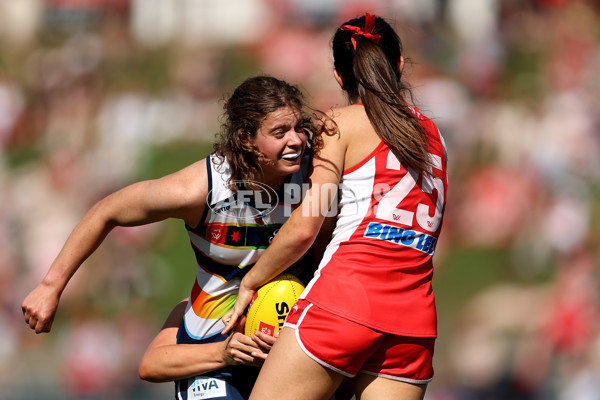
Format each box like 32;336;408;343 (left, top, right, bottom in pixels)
1;0;599;399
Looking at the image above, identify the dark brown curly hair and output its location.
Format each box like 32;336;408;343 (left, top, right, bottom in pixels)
213;75;329;190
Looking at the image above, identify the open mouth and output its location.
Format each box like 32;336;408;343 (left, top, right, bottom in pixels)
281;151;302;161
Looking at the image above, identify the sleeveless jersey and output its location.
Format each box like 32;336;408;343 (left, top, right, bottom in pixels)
175;153;309;399
301;107;448;337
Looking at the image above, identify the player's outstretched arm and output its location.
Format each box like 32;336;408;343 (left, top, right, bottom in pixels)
21;192;127;333
22;160;209;334
140;300;265;382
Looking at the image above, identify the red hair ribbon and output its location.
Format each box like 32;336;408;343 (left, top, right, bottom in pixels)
340;13;381;50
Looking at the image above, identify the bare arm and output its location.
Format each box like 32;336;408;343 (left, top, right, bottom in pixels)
223;121;347;333
22;160;209;334
139;299;272;382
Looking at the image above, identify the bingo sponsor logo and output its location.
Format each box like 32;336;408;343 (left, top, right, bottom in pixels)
364;222;437;255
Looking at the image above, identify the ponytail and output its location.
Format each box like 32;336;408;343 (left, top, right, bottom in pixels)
333;15;431;176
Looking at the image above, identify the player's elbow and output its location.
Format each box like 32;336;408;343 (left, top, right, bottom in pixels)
138;363;155;382
88;197;119;230
139;358;166;383
294;224;319;252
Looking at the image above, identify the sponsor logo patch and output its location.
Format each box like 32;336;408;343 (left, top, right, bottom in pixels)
258;321;275;336
187;376;227;399
364;222;437;255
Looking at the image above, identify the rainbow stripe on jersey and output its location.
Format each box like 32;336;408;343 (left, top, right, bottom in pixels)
181;154;308;340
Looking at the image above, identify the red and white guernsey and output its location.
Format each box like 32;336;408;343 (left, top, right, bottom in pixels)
301;108;448;337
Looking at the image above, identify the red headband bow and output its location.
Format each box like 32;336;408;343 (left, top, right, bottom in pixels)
340;13;381;50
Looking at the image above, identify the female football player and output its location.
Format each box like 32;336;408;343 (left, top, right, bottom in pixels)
224;14;448;400
22;75;325;399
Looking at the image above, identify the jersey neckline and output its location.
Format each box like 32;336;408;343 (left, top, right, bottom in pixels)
343;140;386;175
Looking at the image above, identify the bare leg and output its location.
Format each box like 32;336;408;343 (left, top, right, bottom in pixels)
353;373;427;400
249;327;345;400
333;377;356;400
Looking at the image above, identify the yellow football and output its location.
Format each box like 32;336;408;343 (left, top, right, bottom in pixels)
244;273;305;337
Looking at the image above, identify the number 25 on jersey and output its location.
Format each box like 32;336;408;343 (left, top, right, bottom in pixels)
375;151;445;233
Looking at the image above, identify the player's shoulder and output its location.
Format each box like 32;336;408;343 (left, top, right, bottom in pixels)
162;157;210;204
176;157;209;182
408;104;438;130
328;104;366;125
327;104;372;141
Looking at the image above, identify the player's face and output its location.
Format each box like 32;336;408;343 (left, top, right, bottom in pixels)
251;105;307;186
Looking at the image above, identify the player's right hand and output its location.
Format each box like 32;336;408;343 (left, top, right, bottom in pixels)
250;330;278;360
21;282;61;334
222;283;256;335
